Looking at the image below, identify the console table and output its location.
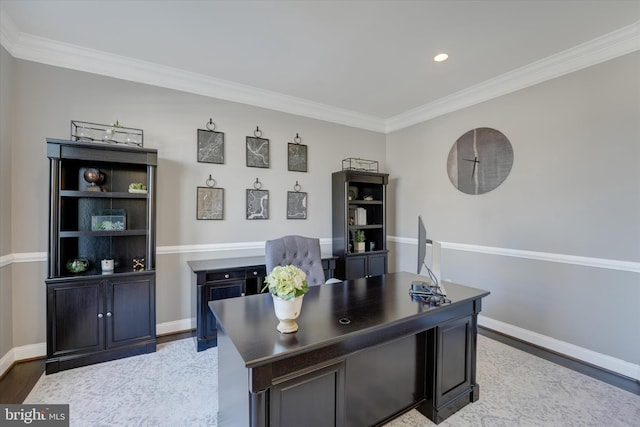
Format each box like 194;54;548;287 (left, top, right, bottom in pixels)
210;271;489;426
188;255;336;351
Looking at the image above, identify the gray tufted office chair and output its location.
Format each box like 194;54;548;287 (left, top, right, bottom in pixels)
265;235;327;286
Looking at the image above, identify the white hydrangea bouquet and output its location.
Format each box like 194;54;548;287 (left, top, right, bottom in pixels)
262;265;309;301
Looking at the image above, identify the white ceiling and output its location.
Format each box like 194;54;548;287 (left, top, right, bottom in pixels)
1;0;639;132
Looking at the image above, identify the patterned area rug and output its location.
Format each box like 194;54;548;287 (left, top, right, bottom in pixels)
25;335;639;426
25;338;218;426
388;335;639;427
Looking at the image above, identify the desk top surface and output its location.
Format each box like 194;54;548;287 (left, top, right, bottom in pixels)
209;271;489;367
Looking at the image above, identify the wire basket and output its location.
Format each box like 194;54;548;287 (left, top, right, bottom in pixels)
342;158;379;172
71;120;143;147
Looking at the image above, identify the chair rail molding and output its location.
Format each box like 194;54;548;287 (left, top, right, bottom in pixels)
2;238;638;273
390;236;640;273
0;239;336;267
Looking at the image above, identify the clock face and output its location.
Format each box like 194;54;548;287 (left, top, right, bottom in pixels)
447;127;513;195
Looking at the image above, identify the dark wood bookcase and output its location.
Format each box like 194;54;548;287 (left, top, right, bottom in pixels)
332;170;389;280
45;139;157;374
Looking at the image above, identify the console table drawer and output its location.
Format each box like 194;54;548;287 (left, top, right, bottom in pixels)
246;266;267;278
208;282;244;300
205;269;246;282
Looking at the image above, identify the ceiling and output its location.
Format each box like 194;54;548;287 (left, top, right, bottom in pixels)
1;0;639;132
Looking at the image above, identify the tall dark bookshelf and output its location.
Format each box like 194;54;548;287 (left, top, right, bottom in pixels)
332;170;389;280
45;139;157;374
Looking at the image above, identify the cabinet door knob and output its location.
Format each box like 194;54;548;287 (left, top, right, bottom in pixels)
97;313;104;318
106;312;112;317
253;271;257;276
225;274;230;278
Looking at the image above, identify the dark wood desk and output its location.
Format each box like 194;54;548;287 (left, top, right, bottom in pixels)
209;271;490;426
188;255;336;351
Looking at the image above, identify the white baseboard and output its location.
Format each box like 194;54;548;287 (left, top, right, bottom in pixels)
479;315;640;381
0;348;15;378
156;318;194;336
0;342;46;378
0;319;195;378
3;316;636;384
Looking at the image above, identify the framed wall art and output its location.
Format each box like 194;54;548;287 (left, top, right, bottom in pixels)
288;133;307;172
246;189;269;219
196;186;224;220
246;126;269;168
287;191;307;219
197;128;225;164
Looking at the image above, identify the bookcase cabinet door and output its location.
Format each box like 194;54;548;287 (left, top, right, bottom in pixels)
344;252;387;280
47;280;104;357
106;274;156;349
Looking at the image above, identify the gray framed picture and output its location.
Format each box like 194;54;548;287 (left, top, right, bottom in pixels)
197;129;225;164
246;189;269;219
196;187;224;220
287;191;307;219
287;143;307;172
246;136;270;168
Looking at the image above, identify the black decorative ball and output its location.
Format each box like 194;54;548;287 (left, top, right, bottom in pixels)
83;168;103;185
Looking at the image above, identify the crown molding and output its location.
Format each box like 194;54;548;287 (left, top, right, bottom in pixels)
1;6;638;134
0;6;384;133
0;4;19;57
385;21;640;133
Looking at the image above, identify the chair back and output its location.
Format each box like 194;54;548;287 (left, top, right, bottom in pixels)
265;235;326;286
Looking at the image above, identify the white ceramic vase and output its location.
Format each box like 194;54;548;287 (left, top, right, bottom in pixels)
272;294;304;334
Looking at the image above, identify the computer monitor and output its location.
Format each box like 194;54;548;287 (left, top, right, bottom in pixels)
417;216;445;294
417;216;432;275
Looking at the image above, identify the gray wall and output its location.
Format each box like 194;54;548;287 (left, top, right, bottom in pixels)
387;52;640;369
0;45;14;364
1;53;385;357
1;45;638;380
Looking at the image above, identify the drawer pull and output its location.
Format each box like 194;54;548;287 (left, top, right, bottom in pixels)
225;274;230;279
253;271;258;276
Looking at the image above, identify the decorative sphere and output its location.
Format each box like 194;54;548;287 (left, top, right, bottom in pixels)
83;168;103;184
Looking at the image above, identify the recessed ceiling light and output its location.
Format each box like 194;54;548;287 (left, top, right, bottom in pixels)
433;53;449;62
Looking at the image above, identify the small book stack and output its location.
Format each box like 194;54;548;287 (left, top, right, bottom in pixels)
355;207;367;225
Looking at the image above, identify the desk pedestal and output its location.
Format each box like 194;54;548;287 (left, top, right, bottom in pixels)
211;272;488;426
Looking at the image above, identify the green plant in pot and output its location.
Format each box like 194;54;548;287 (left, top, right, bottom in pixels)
354;229;366;252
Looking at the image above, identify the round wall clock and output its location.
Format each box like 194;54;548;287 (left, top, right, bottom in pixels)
446;127;513;195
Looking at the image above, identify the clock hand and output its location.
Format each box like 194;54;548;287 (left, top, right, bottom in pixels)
463;157;480;177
